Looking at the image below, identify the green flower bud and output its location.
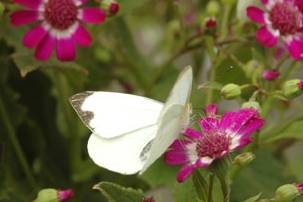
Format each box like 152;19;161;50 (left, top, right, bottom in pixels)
34;189;58;202
206;1;220;16
275;184;300;202
242;101;261;113
282;79;303;98
233;152;255;166
34;188;74;202
221;83;241;100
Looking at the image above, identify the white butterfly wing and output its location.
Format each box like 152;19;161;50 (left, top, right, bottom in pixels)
141;66;193;173
70;92;163;138
87;125;157;174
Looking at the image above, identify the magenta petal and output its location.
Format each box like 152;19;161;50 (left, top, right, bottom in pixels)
220;109;259;135
77;0;88;5
35;34;55;61
80;8;106;24
247;6;265;24
177;164;195;183
204;104;218;117
256;26;278;48
261;0;269;5
23;26;47;48
287;39;303;60
13;0;41;9
184;128;201;139
73;25;92;47
239;118;264;137
200;117;219;133
56;38;76;61
10;10;38;26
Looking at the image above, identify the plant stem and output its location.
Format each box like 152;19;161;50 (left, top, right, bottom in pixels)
0;96;36;188
207;174;214;202
219;176;230;202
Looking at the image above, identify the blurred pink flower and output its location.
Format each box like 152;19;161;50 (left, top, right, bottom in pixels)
205;17;217;29
10;0;106;61
298;80;303;90
109;2;120;16
247;0;303;59
164;104;264;183
58;189;74;202
262;69;280;81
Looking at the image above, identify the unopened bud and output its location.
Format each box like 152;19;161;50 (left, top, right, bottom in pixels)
205;17;217;29
233;152;255;166
101;0;120;16
34;188;74;202
221;83;241;100
275;184;300;202
282;79;303;98
237;0;260;21
242;101;261;112
262;70;280;81
143;197;156;202
206;1;220;16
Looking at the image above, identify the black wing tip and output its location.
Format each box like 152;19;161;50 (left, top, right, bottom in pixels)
69;91;94;105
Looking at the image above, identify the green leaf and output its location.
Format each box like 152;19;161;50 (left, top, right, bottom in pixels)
93;181;144;202
192;170;208;202
243;193;262;202
231;149;294;201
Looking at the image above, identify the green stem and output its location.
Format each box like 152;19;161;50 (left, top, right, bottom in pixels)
0;96;36;188
220;5;232;39
207;174;214;202
219;176;231;202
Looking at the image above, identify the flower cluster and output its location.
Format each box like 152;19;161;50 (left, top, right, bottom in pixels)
247;0;303;59
165;104;264;182
11;0;106;61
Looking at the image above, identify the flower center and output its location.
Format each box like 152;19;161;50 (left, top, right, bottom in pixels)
196;130;230;159
44;0;78;30
269;2;301;35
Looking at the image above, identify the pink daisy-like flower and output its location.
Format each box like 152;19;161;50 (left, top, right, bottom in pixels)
164;104;264;183
10;0;106;61
247;0;303;59
262;69;280;81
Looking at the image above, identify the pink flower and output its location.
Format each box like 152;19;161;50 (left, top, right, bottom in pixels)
298;80;303;90
58;189;74;202
10;0;106;61
247;0;303;59
262;69;280;81
164;104;264;183
109;2;120;16
205;17;217;29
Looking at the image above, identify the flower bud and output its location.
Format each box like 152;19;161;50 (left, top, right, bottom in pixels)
143;197;156;202
204;17;217;29
242;101;261;112
34;188;74;202
206;1;220;16
262;70;280;81
298;80;303;90
233;152;255;166
221;83;241;100
101;0;120;16
275;184;300;202
282;79;303;98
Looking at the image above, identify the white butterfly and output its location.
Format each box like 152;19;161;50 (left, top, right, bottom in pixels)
69;66;193;174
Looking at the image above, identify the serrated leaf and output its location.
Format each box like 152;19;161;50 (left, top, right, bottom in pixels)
93;181;144;202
